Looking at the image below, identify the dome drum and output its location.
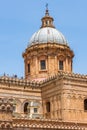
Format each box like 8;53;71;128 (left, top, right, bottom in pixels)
23;43;74;80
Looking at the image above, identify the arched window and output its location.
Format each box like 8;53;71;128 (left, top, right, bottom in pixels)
24;102;30;113
84;99;87;111
46;102;50;113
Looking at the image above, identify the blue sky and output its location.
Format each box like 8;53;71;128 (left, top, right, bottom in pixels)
0;0;87;78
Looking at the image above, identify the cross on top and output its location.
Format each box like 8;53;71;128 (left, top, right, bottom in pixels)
46;3;48;10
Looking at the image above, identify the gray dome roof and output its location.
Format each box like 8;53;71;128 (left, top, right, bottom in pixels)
28;27;68;47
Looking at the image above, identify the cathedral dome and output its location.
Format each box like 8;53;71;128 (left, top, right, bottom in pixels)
28;6;68;47
28;27;68;47
23;5;74;81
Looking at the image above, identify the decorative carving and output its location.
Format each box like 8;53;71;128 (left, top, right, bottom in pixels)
67;95;71;99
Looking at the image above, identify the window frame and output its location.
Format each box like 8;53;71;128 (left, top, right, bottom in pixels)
40;60;46;70
34;108;38;113
59;60;64;70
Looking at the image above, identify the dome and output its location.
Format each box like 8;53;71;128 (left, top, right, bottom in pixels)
28;27;68;47
27;7;68;47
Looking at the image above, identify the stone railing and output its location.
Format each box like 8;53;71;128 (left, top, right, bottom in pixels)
0;71;87;88
0;75;41;87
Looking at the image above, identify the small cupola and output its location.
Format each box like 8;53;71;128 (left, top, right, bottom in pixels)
41;4;55;28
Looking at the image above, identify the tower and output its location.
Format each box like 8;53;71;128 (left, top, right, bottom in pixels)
23;6;74;81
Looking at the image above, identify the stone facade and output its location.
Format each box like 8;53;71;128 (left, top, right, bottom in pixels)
23;43;74;80
0;7;87;130
41;72;87;123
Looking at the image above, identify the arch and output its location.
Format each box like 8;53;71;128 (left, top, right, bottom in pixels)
6;104;11;112
22;100;41;114
1;104;6;111
1;123;5;129
22;100;31;114
13;98;22;113
5;123;11;129
24;102;30;113
57;54;66;61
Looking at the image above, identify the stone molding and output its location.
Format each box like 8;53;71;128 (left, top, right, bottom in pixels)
12;118;85;130
0;71;87;88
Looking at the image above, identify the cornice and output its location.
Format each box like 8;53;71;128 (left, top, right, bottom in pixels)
0;72;87;88
0;76;41;88
12;118;85;130
23;43;73;57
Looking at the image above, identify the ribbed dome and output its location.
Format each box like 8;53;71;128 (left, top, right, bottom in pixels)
28;7;68;47
28;27;68;47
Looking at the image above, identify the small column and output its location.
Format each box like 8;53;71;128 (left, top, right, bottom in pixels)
42;100;46;118
30;101;34;118
58;95;62;120
50;98;54;118
54;56;58;74
65;58;68;72
35;56;39;76
48;56;51;76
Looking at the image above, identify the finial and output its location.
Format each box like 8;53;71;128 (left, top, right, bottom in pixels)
45;3;49;16
46;3;48;10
